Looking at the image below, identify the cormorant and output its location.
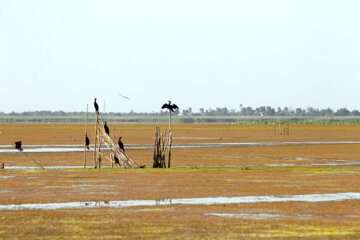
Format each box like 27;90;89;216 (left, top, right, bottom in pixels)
161;100;179;112
14;141;23;152
114;155;120;165
118;137;125;152
104;121;110;135
94;98;99;113
85;134;90;150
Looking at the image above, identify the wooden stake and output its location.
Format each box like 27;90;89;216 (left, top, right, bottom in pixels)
168;131;172;168
98;135;103;168
90;110;138;168
169;111;172;132
84;104;88;168
21;151;44;170
168;111;172;168
93;109;98;168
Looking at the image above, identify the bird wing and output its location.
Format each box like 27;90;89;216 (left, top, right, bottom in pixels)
161;104;168;109
172;104;179;109
118;93;130;100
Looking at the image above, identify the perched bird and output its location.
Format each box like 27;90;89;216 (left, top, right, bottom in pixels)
85;134;90;150
114;155;120;165
104;121;110;135
161;100;179;112
94;98;99;113
14;141;23;152
118;137;125;152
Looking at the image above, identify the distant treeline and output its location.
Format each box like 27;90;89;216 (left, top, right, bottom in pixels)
0;106;359;117
186;106;360;117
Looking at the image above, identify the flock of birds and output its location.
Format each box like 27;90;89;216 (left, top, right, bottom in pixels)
84;98;179;154
13;98;179;164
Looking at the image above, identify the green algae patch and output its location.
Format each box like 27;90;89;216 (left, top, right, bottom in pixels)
244;225;360;238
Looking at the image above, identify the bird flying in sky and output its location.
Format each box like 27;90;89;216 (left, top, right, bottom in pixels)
118;93;129;100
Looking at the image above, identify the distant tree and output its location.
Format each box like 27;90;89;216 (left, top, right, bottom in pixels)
266;106;275;116
320;108;334;116
221;107;229;115
335;108;350;116
276;107;285;116
244;107;254;115
352;110;360;116
283;107;290;115
306;107;319;116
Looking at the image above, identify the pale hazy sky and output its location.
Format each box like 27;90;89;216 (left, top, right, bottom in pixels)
1;0;359;113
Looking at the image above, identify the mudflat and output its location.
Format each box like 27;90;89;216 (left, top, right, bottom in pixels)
0;124;359;239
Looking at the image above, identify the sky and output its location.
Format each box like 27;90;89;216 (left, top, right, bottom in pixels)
1;0;360;113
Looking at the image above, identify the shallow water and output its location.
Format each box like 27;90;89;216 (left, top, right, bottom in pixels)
5;166;87;170
1;141;360;153
4;160;360;170
0;176;15;179
0;192;359;211
263;162;360;167
0;190;14;193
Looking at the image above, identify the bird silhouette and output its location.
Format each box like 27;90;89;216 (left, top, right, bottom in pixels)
161;100;179;112
114;155;120;165
85;134;90;150
104;121;110;135
14;141;23;152
118;137;125;152
94;98;99;113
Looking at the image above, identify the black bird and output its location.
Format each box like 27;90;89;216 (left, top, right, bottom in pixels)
94;98;99;113
161;100;179;112
85;134;90;150
14;141;23;152
114;155;120;165
118;137;125;152
104;121;110;135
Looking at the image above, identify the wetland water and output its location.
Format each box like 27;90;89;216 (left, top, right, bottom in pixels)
1;141;360;153
0;192;359;210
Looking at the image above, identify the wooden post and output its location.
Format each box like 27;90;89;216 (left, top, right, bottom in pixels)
161;130;166;168
153;127;159;168
21;151;45;170
278;117;281;135
89;112;138;168
168;111;172;168
169;111;172;132
93;110;98;168
168;131;172;168
84;104;88;168
97;135;102;168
